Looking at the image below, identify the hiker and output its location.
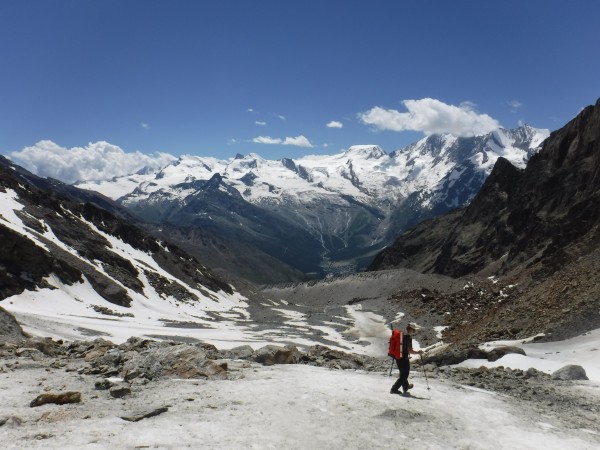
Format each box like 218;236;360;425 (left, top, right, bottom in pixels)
390;322;423;394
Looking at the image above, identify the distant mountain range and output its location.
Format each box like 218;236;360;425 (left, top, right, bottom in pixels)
77;125;549;279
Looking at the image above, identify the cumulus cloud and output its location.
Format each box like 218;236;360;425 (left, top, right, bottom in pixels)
326;120;343;129
10;140;177;184
252;135;313;148
358;98;501;137
282;135;313;147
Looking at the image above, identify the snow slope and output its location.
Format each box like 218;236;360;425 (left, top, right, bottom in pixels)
1;359;598;449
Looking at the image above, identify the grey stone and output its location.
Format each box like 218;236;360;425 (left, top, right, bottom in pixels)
551;365;589;381
121;406;168;422
109;386;131;398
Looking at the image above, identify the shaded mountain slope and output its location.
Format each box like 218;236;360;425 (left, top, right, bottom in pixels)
0;156;236;310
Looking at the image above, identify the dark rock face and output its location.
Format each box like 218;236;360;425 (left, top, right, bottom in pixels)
370;98;600;279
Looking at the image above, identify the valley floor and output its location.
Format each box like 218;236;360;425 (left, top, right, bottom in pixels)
1;354;599;450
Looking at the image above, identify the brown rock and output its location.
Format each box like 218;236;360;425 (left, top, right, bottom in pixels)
30;392;82;407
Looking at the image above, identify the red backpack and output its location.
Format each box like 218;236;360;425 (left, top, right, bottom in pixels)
388;329;403;359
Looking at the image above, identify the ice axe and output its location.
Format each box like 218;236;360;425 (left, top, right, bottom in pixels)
419;353;431;390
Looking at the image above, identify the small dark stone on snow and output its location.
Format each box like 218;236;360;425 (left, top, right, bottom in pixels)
109;386;131;398
30;392;81;407
121;406;169;422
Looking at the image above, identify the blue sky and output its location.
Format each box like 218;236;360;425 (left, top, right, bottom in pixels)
1;0;599;165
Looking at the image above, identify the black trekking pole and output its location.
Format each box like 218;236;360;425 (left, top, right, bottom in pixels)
419;353;430;391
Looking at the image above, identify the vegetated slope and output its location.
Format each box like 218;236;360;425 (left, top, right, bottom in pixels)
368;98;600;342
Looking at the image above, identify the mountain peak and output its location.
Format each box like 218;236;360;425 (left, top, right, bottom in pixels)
343;145;387;160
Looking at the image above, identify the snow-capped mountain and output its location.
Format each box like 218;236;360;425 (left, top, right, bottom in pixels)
77;125;549;276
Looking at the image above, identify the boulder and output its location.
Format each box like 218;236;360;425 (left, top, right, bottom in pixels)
109;386;131;398
551;365;589;381
301;345;368;369
221;345;255;360
253;345;301;366
120;344;226;380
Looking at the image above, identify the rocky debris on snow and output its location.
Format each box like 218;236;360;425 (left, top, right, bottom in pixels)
30;392;82;407
90;304;134;318
551;364;589;381
422;342;526;367
424;364;598;432
2;332;598;436
121;343;227;381
301;345;377;370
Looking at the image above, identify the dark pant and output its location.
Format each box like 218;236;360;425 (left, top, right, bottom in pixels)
391;358;410;392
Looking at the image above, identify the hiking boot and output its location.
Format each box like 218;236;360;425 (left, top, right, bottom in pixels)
402;384;414;394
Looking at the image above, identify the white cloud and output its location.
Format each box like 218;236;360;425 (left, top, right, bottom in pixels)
252;136;282;145
326;120;343;129
277;114;286;121
252;135;313;148
358;98;501;137
255;121;267;126
508;100;523;114
10;140;177;184
140;122;150;130
246;108;254;113
282;135;313;147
